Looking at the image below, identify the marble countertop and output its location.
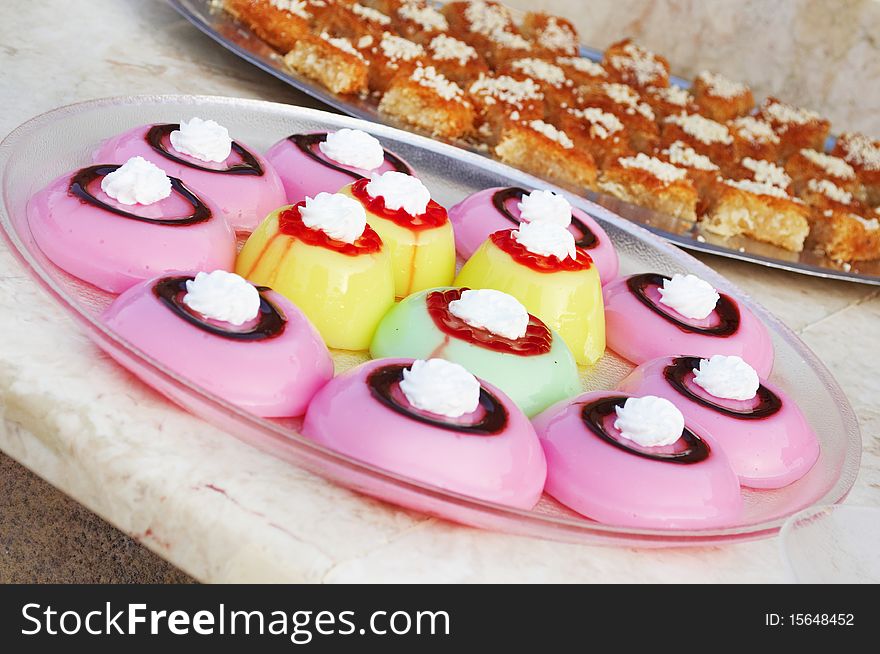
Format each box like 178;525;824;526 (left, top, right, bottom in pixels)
0;0;877;583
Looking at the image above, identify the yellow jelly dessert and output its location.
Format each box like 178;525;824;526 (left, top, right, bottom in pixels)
236;194;394;350
454;225;605;365
340;172;455;298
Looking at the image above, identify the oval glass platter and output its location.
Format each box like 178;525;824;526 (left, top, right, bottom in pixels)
0;95;861;547
169;0;880;286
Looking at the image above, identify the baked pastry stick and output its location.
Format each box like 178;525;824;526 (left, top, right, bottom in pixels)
691;71;754;122
832;132;880;207
603;38;670;90
785;148;863;200
519;12;580;56
494;119;597;191
758;97;831;159
701;178;810;252
223;0;326;52
378;65;476;139
283;32;369;95
798;178;880;262
598;153;698;223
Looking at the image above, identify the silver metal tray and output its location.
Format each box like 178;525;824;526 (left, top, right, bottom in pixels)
170;0;880;286
0;95;860;546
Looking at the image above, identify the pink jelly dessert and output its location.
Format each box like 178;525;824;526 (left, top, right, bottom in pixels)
93;120;285;232
448;187;619;284
265;129;416;203
27;161;236;293
302;358;547;509
617;356;820;489
532;391;743;528
102;271;333;417
603;272;775;377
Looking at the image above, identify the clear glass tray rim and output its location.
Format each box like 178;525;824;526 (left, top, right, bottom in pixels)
0;94;862;547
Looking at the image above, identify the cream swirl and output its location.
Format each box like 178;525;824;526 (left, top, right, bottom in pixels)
513;220;576;261
182;270;261;326
399;359;481;418
169;117;233;163
517;189;572;226
299;192;367;244
319;128;385;170
365;171;431;216
100;156;172;206
692;355;760;401
657;274;719;320
448;289;529;340
613;395;685;447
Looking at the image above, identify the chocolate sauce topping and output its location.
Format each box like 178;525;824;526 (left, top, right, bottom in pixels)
580;395;710;464
288;133;412;181
146;124;263;175
626;273;741;337
491;187;598;249
367;364;508;435
663;356;782;419
153;276;286;341
69;165;211;226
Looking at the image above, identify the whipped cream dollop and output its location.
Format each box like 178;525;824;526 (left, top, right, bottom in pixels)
169;117;233;163
182;270;261;326
614;395;684;447
100;156;172;206
517;189;572;227
365;171;431;216
448;289;529;340
319;128;385;170
692;355;760;401
657;273;719;320
300;192;367;244
513;220;576;261
399;358;481;418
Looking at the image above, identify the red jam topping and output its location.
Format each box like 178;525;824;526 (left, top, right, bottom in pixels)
277;203;383;256
350;178;448;231
426;288;553;356
489;229;593;273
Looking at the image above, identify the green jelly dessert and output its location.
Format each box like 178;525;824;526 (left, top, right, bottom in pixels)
370;287;581;416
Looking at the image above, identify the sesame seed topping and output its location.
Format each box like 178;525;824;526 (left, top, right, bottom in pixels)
665;113;732;145
568;106;623;140
464;1;514;36
649;84;692;107
428;34;478;65
351;3;391;25
741;158;791;188
799;149;855;179
269;0;310;20
510;58;568;88
378;33;424;63
557;56;606;77
762;99;821;126
319;32;365;61
838;133;880;171
398;1;448;31
608;42;666;86
662;141;718;171
696;70;748;99
536;17;578;52
730;116;779;144
527;120;574;149
807;178;853;205
619;152;688;183
725;178;793;200
469;74;544;108
602;83;655;120
410;65;466;101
